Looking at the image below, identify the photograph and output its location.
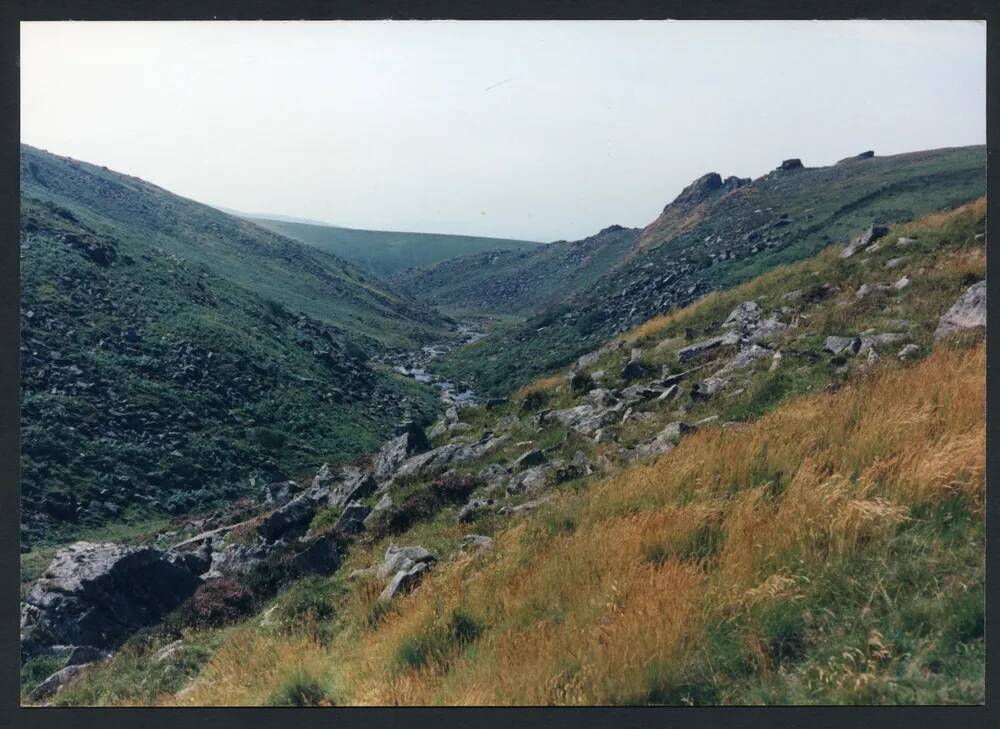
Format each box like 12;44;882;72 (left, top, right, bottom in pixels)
16;17;987;708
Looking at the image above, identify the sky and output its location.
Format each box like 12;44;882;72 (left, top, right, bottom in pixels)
20;20;986;242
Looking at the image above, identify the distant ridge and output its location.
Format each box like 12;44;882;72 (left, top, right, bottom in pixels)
250;217;542;279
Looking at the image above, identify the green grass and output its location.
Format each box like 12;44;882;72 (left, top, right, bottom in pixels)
252;217;540;279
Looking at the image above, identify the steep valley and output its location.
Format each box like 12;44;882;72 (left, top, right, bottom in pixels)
18;146;987;707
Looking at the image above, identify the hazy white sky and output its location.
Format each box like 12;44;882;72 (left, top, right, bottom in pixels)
21;20;985;242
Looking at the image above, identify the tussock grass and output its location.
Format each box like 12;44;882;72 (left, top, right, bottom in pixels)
162;342;983;705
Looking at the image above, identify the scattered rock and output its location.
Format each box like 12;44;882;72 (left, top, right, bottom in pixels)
894;275;911;290
896;236;917;247
458;498;493;523
823;336;861;355
885;256;908;269
842;224;890;259
934;281;986;339
855;282;894;300
328;467;377;509
897;343;920;360
499;497;552;517
65;645;109;667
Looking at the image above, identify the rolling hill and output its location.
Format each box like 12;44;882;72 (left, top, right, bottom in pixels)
19;147;448;546
249;217;541;279
21;146;449;349
435;146;986;395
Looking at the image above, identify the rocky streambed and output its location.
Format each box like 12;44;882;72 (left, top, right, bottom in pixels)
377;323;484;407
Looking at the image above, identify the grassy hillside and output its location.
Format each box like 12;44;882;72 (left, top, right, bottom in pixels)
21;146;449;349
437;146;985;395
19;181;441;548
390;225;640;316
251;217;540;280
37;200;984;706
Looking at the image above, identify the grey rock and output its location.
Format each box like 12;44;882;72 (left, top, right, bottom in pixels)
329;467;377;509
363;494;394;529
823;336;861;355
897;343;920;360
856;282;894;300
724;344;773;371
896;236;917;247
894;275;911;290
749;317;787;343
498;497;552;517
379;562;430;601
512;449;546;469
288;535;342;577
678;331;740;362
258;495;315;542
262;480;300;506
335;501;371;535
65;645;109;667
885;256;908;269
29;664;86;702
722;301;762;333
372;423;430;483
376;544;437;580
621;359;646;381
507;466;548;495
207;541;274;577
21;542;200;654
458;498;493;523
842;224;890;258
934;281;986;339
858;333;906;356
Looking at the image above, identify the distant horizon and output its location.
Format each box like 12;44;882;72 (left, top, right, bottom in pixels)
21;139;985;245
20;21;985;241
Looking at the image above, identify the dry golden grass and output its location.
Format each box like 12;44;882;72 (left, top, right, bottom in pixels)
169;340;982;706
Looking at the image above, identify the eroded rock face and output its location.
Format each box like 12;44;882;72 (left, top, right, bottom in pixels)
21;542;200;655
935;281;986;339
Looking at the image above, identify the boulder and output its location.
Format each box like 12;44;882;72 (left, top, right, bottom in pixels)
28;664;87;702
885;256;908;269
288;535;342;577
499;497;552;517
328;467;377;509
376;544;436;580
897;343;920;360
858;333;906;356
779;158;803;171
372;423;430;482
749;317;786;343
894;275;911;290
262;480;300;506
507;466;548;495
364;494;393;529
379;562;430;601
934;281;986;339
65;645;109;667
21;542;200;654
842;224;890;259
855;282;894;300
621;359;646;381
257;495;315;542
678;331;740;362
723;344;772;372
335;501;371;535
206;541;275;578
511;449;546;469
823;336;861;355
722;301;762;333
458;498;493;523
